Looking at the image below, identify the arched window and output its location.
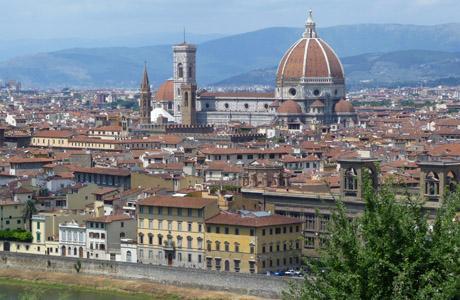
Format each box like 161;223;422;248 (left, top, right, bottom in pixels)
425;171;440;196
447;171;457;192
188;65;193;78
183;92;189;107
178;63;183;78
126;250;132;262
344;168;358;196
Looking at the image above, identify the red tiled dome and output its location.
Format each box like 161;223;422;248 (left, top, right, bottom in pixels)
310;99;325;108
335;99;355;114
277;100;303;114
276;11;344;84
155;79;174;102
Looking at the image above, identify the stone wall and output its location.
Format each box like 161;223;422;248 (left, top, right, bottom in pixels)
0;252;292;298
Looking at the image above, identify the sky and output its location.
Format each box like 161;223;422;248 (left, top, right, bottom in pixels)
0;0;458;40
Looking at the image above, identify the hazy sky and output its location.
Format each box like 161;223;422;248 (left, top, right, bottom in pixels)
0;0;458;39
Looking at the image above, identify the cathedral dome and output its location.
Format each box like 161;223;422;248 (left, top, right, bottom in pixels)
310;99;325;108
335;99;355;114
276;11;344;85
155;79;174;102
277;100;303;114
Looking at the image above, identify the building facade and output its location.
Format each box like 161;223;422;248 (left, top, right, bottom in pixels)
137;196;219;268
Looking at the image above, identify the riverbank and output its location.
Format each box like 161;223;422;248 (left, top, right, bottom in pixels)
0;269;266;300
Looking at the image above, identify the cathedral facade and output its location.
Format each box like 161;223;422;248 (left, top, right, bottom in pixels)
153;10;357;129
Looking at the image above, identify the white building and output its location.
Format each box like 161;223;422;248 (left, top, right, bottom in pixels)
59;221;86;258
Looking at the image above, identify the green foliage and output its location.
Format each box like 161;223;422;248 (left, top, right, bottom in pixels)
285;179;460;300
0;229;33;243
209;184;240;195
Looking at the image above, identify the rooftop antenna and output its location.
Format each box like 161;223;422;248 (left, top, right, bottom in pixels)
183;27;186;44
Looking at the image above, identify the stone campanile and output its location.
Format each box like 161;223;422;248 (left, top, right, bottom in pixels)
173;42;197;124
140;64;152;124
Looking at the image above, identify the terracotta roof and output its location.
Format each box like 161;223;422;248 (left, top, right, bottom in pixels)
138;196;216;209
335;99;355;114
73;166;130;177
155;79;174;102
277;100;303;114
206;211;302;227
8;157;54;164
34;130;73;138
276;37;344;83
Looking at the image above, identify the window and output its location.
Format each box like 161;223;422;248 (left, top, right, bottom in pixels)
187;208;193;217
249;261;255;274
168;208;172;216
139;206;144;214
178;252;182;261
120;222;124;228
215;241;220;251
262;229;266;236
148;207;153;214
158;235;163;246
36;232;41;242
139;249;144;258
305;214;316;230
206;258;212;270
178;63;183;78
197;239;203;250
235;228;239;235
234;243;239;253
207;241;212;251
168;221;173;231
158;207;163;215
188;254;192;263
269;228;273;235
215;258;221;271
177;222;182;232
250;244;255;254
37;222;41;230
224;242;229;252
250;229;255;236
234;260;240;272
305;236;315;248
275;228;281;234
177;237;183;248
207;226;211;233
158;220;163;230
215;227;220;234
197;209;203;217
187;223;192;232
224;227;229;234
198;224;202;232
244;103;249;109
262;245;266;253
148;235;153;245
177;208;182;216
198;254;202;263
187;237;192;249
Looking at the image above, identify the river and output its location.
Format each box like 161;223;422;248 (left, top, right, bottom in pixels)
0;282;153;300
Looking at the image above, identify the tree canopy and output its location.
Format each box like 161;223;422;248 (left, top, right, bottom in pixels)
285;180;460;300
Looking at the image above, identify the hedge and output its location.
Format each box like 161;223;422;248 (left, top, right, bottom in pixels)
0;229;33;243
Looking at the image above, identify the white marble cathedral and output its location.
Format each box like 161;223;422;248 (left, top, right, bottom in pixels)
152;10;357;129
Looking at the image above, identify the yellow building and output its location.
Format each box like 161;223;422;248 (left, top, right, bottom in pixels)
31;130;73;147
137;196;219;268
205;211;302;274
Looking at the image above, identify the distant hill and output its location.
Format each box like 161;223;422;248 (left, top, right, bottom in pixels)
213;50;460;89
2;24;460;88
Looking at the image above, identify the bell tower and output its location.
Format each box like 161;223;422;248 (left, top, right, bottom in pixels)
173;42;196;124
139;63;152;124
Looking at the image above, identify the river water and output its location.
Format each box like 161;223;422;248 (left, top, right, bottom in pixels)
0;282;150;300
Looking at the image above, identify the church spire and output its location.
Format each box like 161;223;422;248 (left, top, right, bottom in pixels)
141;62;150;91
303;9;317;38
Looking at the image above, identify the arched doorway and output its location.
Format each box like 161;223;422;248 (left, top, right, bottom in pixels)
61;246;66;256
447;170;457;192
224;260;230;271
126;250;132;262
78;247;83;258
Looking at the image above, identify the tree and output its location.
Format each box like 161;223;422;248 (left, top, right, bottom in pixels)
284;179;460;300
23;200;37;232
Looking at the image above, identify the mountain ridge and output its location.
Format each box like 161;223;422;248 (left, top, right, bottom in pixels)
2;23;460;88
